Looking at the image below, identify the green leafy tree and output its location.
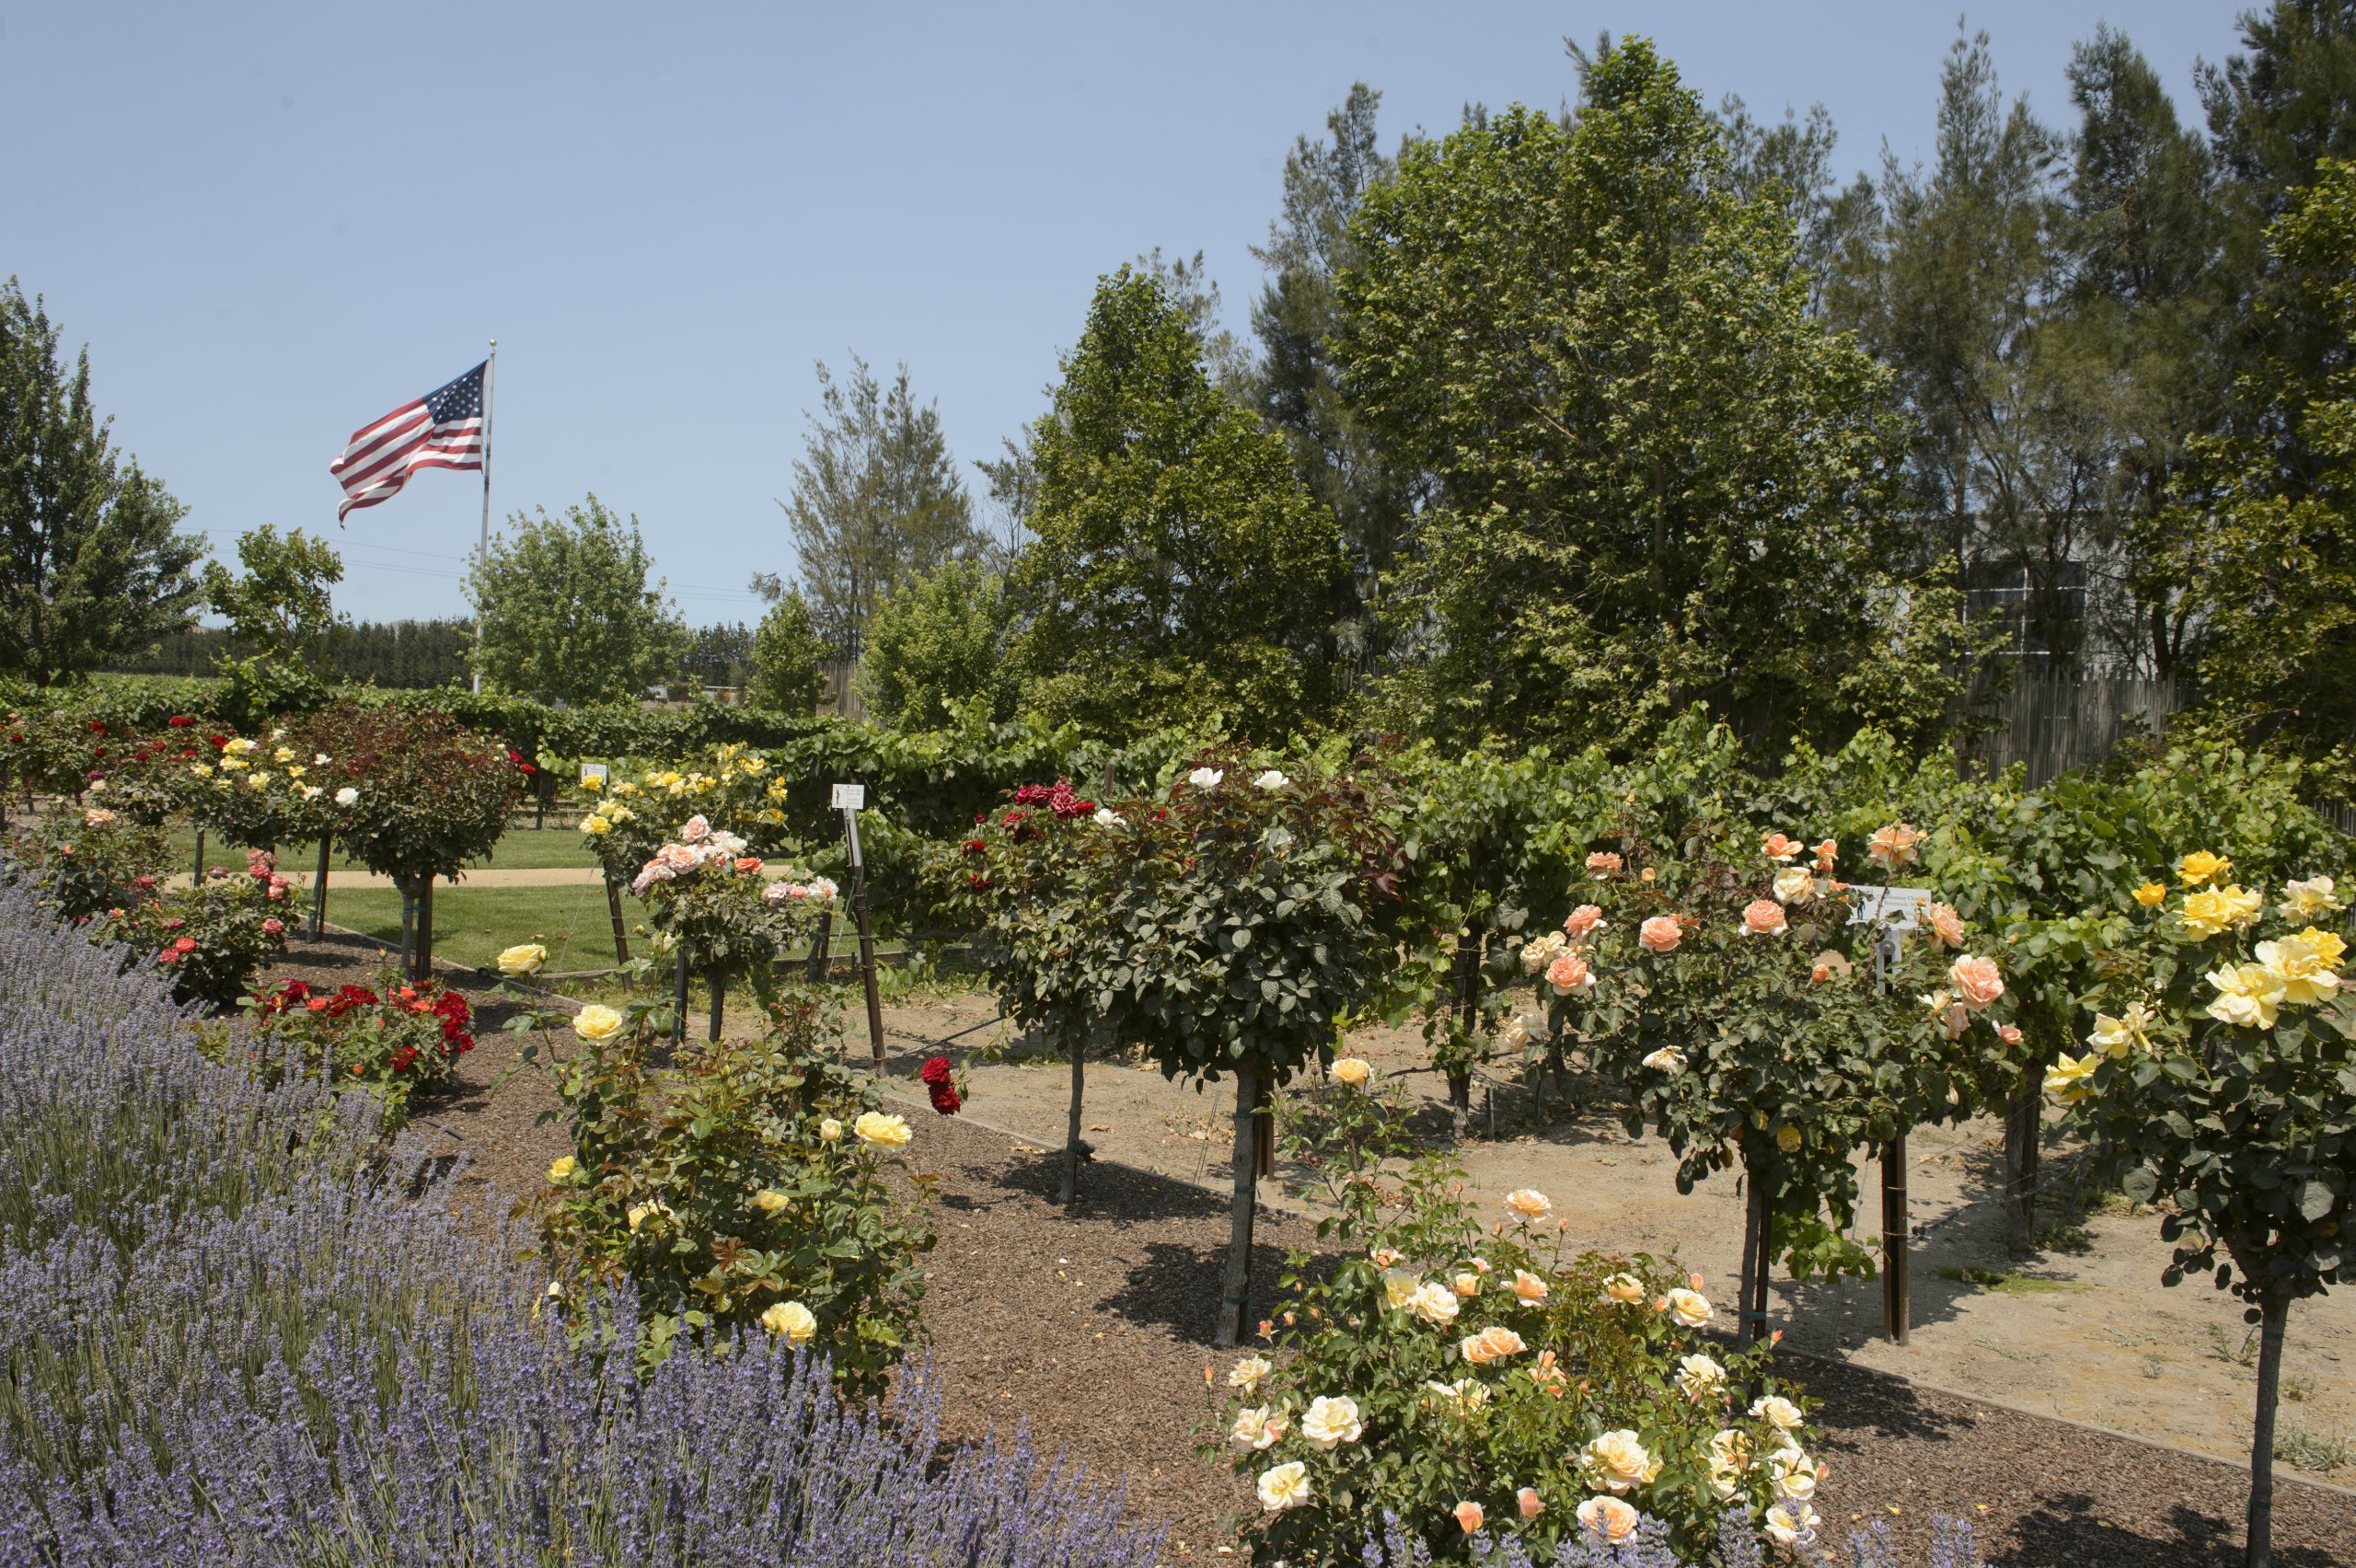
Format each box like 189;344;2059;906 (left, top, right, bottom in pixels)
2176;158;2356;761
466;494;688;705
856;561;1012;729
768;357;980;664
0;278;202;686
202;524;349;721
1340;40;1968;755
1242;86;1420;691
1011;266;1345;742
747;591;829;715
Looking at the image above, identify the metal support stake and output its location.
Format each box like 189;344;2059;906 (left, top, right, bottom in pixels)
309;835;331;939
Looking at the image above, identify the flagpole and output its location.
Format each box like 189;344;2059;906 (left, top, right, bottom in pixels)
473;340;496;696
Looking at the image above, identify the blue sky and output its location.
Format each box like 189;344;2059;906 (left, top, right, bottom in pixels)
3;2;2246;628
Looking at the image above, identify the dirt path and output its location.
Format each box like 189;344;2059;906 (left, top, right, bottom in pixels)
863;990;2356;1497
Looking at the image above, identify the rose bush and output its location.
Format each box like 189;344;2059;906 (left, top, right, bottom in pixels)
518;981;934;1390
1216;1079;1816;1564
89;855;291;1009
2061;855;2353;1564
226;970;476;1126
5;803;167;921
621;812;836;985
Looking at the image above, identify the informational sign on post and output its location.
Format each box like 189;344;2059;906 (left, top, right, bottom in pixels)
579;762;609;790
1845;881;1934;1348
830;782;865;811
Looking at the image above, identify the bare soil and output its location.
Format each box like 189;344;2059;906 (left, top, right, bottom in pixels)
275;932;2356;1565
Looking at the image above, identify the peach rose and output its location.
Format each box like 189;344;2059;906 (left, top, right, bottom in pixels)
1867;822;1921;868
1459;1325;1528;1365
1638;916;1683;953
1545;951;1595;996
1761;831;1803;863
1519;1487;1547;1521
1563;903;1605;941
1998;1023;2023;1045
1741;899;1788;937
1511;1268;1550;1304
1812;839;1838;872
1947;954;2004;1009
1586;850;1624;879
1503;1187;1553;1224
1926;903;1965;948
1453;1500;1485;1535
1576;1495;1639;1543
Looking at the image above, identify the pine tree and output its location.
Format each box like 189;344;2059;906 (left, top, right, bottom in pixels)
0;278;202;685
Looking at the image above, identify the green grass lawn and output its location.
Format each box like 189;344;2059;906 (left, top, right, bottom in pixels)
325;884;625;973
165;819;600;878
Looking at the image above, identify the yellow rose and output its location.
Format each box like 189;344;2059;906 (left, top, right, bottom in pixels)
2043;1051;2100;1104
2086;1010;2149;1058
1767;1447;1824;1503
1382;1269;1421;1311
853;1111;911;1148
2298;926;2348;967
1600;1273;1646;1305
1750;1394;1805;1431
751;1188;790;1214
1229;1404;1285;1450
1423;1376;1491;1414
1502;1187;1552;1225
285;765;306;779
546;1155;577;1183
760;1299;817;1344
1227;1355;1271;1391
1330;1056;1372;1087
818;1117;843;1142
2180;885;2263;940
572;1004;625;1043
1764;1502;1821;1551
1406;1281;1461;1325
1675;1352;1726;1401
497;942;547;976
581;815;612;836
2207;962;2286;1028
1256;1460;1311;1513
2132;882;2167;908
1661;1286;1713;1328
272;745;295;763
2178;850;2233;886
1579;1429;1663;1493
1451;1270;1482;1298
2257;935;2341;1006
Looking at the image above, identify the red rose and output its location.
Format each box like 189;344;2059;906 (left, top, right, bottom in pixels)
928;1082;962;1116
963;839;987;854
87;721;106;732
173;936;198;953
391;1045;418;1073
261;918;283;936
168;715;194;728
919;1055;953;1087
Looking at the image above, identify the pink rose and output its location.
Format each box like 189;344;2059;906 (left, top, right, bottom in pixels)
1741;899;1788;937
261;918;283;936
1638;916;1682;953
1562;904;1604;941
1545;952;1594;996
1926;903;1965;949
679;814;710;843
656;843;701;872
1998;1023;2023;1045
1948;955;2004;1009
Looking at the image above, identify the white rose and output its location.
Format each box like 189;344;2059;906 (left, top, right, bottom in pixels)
1763;1500;1819;1553
1750;1393;1804;1431
1187;767;1224;789
1773;866;1816;905
1674;1352;1726;1401
1406;1281;1461;1325
1229;1404;1285;1450
853;1111;911;1148
1641;1046;1686;1073
1299;1394;1363;1450
1253;768;1290;790
1661;1286;1712;1328
1227;1355;1271;1391
1766;1446;1823;1503
334;787;359;806
1092;806;1124;825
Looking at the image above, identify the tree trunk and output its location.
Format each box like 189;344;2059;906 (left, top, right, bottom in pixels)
1215;1065;1264;1349
1738;1167;1762;1347
604;873;630;963
2004;1083;2043;1255
670;947;690;1046
410;880;434;981
709;973;724;1043
308;836;331;939
1059;1032;1086;1208
2247;1291;2290;1568
1881;1134;1911;1344
804;909;835;982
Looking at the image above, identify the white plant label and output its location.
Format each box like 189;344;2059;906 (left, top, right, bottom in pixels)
831;782;866;812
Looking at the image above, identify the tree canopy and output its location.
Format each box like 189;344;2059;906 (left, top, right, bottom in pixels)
0;278;202;686
465;495;687;705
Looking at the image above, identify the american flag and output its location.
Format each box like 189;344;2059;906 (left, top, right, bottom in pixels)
329;362;487;520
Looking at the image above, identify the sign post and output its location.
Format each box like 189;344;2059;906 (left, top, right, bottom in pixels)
1851;884;1930;1344
834;783;886;1066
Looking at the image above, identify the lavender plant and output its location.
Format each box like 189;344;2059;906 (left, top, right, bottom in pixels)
0;882;1158;1567
1358;1507;1984;1567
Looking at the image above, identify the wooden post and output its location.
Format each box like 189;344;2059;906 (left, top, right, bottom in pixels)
2004;1082;2043;1255
397;882;414;975
604;873;630;963
1750;1196;1774;1348
192;827;205;885
308;836;332;939
671;946;690;1046
844;804;885;1066
805;909;835;982
1215;1065;1264;1349
1738;1167;1766;1348
709;973;725;1043
1881;1135;1910;1343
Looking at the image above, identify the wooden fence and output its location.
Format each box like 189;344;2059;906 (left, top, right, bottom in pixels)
1960;674;2188;787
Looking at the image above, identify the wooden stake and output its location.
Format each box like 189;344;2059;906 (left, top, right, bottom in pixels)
1881;1134;1910;1343
1215;1066;1263;1349
308;836;331;939
604;873;630;963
